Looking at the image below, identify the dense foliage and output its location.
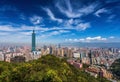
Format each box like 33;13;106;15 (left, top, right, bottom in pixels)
110;58;120;80
0;55;110;82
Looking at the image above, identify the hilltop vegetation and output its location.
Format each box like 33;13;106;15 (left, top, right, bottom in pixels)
110;58;120;80
0;55;110;82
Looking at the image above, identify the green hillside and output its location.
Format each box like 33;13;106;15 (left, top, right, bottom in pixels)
0;55;110;82
110;58;120;80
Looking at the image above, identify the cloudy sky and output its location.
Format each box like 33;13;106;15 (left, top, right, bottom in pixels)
0;0;120;44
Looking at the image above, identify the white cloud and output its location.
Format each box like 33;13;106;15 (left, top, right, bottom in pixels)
86;36;107;41
40;30;70;38
79;3;98;15
0;23;115;43
19;31;32;36
0;22;90;37
30;15;42;25
79;39;85;41
109;36;115;39
64;19;74;27
108;15;116;19
0;33;31;43
95;8;108;17
63;19;90;31
41;0;92;31
48;31;59;35
66;36;107;42
76;23;90;30
68;19;74;24
56;0;82;18
107;15;116;22
65;39;72;42
19;13;26;20
0;25;20;31
42;8;62;23
0;23;89;43
56;0;98;18
65;38;85;42
0;25;49;32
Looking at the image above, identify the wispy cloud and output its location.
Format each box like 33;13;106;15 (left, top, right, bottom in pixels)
40;30;70;38
107;15;116;22
56;0;98;18
0;25;19;31
78;3;98;15
41;0;92;31
109;36;115;39
42;8;62;23
0;22;90;38
0;25;32;43
56;0;81;18
30;15;43;25
0;24;72;39
0;25;48;32
63;19;90;30
95;8;108;17
19;31;32;36
76;23;90;30
56;0;82;18
0;33;31;43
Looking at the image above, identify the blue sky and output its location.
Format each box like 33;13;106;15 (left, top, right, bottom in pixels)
0;0;120;44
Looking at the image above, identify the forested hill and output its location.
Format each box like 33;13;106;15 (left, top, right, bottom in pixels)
110;58;120;80
0;55;110;82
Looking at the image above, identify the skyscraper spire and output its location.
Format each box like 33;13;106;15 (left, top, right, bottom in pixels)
32;29;36;52
89;50;92;65
33;29;35;33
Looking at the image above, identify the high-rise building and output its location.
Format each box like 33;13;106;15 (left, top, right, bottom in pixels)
32;30;36;52
80;53;82;63
49;46;53;54
89;50;92;64
58;44;61;48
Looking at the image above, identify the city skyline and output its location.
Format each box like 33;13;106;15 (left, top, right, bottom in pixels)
0;0;120;44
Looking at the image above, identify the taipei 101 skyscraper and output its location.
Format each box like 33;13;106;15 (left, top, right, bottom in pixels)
32;29;36;52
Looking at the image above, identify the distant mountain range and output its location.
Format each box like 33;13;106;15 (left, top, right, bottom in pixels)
0;42;120;48
62;42;120;48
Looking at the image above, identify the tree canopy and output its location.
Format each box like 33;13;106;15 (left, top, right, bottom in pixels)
0;55;110;82
110;58;120;80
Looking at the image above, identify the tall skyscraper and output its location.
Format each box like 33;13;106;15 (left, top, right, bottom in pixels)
89;50;92;65
58;44;61;48
49;46;53;54
80;52;83;63
32;30;36;52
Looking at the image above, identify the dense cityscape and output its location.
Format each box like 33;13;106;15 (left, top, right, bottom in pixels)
0;30;120;81
0;0;120;82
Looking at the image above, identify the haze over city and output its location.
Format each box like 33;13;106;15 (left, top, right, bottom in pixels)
0;0;120;44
